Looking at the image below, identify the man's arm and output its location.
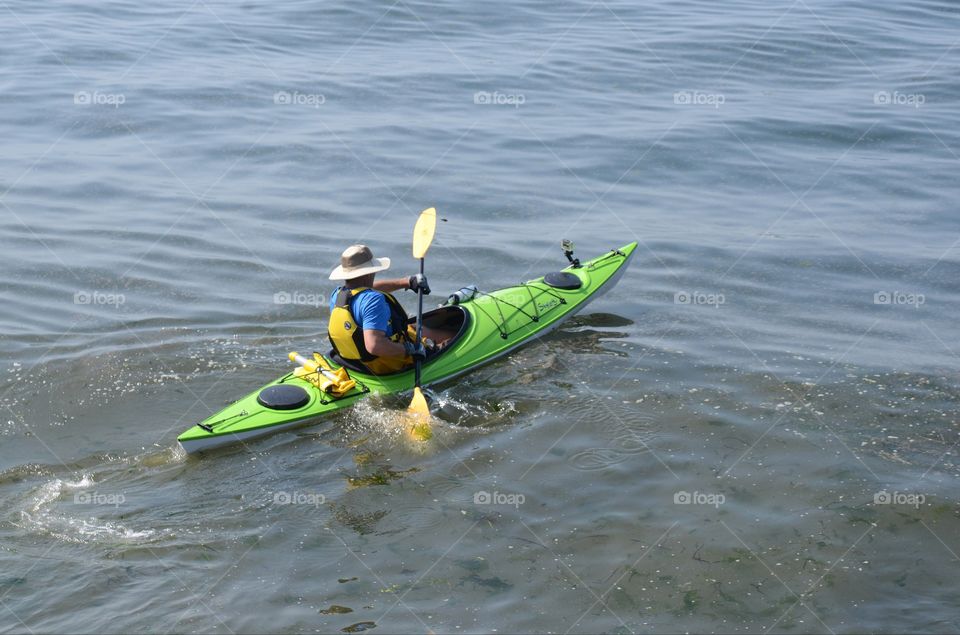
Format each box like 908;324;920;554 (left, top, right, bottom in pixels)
372;277;412;293
354;293;410;357
363;329;408;357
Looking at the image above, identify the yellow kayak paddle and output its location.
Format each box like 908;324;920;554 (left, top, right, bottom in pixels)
408;207;436;441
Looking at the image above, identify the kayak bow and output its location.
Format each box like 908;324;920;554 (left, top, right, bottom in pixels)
177;242;637;453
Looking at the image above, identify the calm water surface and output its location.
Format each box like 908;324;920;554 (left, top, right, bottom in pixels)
1;0;958;633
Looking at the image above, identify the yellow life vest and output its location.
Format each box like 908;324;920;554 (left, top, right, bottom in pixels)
327;287;415;375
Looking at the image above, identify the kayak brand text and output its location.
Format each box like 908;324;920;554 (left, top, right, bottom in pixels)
536;299;562;313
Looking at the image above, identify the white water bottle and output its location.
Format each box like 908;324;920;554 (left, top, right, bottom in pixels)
447;284;478;305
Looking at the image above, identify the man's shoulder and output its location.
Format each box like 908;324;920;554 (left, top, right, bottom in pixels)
354;288;387;302
353;290;390;313
333;287;382;302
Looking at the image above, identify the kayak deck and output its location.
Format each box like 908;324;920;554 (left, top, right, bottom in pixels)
177;242;637;453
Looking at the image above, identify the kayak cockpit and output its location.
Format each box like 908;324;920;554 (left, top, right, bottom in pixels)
328;305;470;375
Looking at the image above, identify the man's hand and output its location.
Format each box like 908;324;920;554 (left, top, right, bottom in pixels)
408;274;431;295
403;340;427;361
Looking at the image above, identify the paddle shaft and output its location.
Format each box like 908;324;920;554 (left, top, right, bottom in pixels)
406;206;436;432
413;256;425;388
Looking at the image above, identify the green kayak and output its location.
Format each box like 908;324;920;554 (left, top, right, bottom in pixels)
178;242;637;453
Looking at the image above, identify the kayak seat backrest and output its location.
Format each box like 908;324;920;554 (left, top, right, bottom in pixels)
417;305;467;331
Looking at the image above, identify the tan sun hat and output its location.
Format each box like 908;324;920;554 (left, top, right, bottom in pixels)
328;244;392;280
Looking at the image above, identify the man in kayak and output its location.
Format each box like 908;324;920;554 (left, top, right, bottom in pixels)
327;244;448;374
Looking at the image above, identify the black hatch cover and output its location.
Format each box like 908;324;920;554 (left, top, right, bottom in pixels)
257;384;310;410
543;271;582;290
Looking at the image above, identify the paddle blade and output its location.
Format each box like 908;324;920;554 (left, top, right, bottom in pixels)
407;387;433;441
412;207;437;259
